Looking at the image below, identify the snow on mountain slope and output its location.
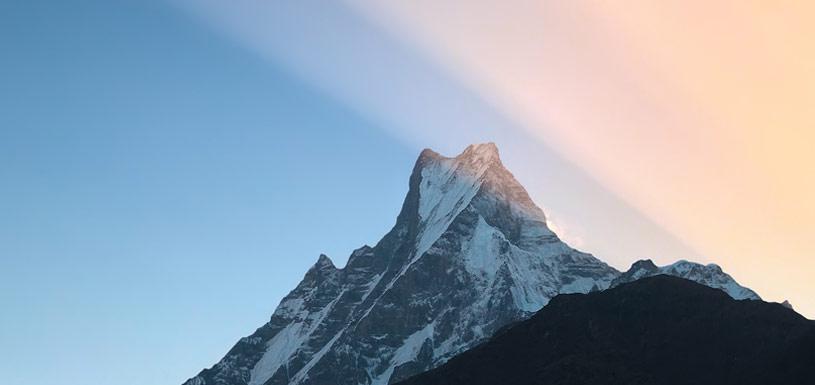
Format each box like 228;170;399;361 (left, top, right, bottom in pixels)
610;259;760;300
183;143;619;385
183;144;763;385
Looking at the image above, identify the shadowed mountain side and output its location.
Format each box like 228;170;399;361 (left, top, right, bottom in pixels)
398;275;815;385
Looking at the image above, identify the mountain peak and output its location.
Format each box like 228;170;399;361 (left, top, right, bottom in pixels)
416;143;501;170
630;259;659;271
417;148;442;162
312;254;336;270
458;142;499;162
185;143;621;385
184;144;760;385
401;142;557;264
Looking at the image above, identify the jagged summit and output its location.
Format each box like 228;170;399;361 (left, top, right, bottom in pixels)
459;142;500;162
413;143;502;188
630;259;659;272
417;148;442;162
184;144;761;385
313;254;335;269
184;144;619;385
418;142;499;162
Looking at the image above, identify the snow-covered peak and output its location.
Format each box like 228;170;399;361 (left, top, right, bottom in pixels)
612;259;760;300
415;143;500;178
394;146;494;274
412;143;542;231
459;142;500;163
184;143;760;385
417;150;490;222
408;143;549;265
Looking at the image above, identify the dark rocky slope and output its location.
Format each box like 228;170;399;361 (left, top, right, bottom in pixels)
399;275;815;385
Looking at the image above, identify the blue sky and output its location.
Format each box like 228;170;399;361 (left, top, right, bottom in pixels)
1;1;702;384
1;1;419;384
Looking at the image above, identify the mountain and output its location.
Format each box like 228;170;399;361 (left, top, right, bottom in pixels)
184;143;763;385
398;275;815;385
184;144;619;385
611;259;760;300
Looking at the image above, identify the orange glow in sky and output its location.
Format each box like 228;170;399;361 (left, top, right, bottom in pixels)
348;0;815;316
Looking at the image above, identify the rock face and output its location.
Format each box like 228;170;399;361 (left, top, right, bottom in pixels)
184;144;766;385
398;275;815;385
183;144;619;385
611;259;760;300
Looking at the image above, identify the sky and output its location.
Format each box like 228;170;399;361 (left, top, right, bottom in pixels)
1;1;813;385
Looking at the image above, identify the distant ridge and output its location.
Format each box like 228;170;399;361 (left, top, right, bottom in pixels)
611;259;759;300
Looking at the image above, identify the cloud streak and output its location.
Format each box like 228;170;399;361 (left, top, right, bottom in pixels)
165;1;815;316
345;0;815;317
